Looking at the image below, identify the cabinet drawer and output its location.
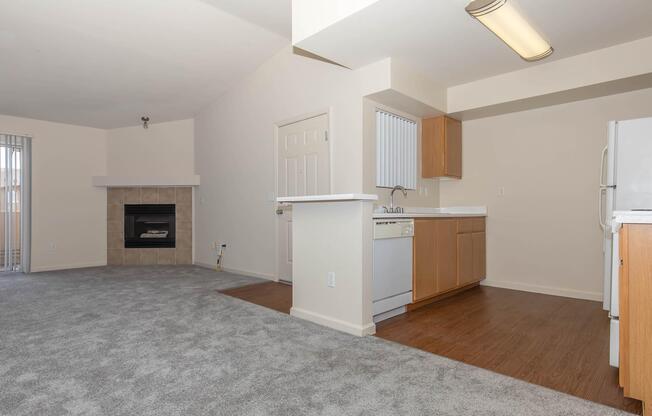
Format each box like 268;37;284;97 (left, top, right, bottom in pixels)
458;219;474;234
472;217;485;232
458;217;485;233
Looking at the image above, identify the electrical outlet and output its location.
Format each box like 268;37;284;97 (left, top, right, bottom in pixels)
327;272;336;288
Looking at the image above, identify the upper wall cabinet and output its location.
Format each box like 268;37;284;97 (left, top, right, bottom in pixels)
422;115;462;179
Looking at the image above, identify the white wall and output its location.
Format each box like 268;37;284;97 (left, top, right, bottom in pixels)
439;87;652;300
194;46;369;278
0;114;107;272
292;0;380;44
448;36;652;115
291;200;375;336
106;119;194;177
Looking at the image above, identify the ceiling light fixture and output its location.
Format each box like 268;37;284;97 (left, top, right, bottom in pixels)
466;0;553;62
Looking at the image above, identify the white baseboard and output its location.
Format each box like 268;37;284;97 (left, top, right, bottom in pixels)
290;307;376;337
480;279;603;302
193;261;277;281
30;261;107;273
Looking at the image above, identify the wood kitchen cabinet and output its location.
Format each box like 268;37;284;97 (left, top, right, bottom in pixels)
618;224;652;414
422;115;462;179
435;220;458;293
457;218;486;285
457;233;474;285
413;217;485;303
413;219;437;300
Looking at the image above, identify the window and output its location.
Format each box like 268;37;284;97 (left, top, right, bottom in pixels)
0;134;31;272
375;110;417;190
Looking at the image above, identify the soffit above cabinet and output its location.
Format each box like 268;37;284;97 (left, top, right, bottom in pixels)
292;0;652;88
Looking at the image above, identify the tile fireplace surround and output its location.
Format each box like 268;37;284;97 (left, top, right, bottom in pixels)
107;187;192;265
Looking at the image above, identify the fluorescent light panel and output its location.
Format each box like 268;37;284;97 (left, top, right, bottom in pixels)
466;0;553;61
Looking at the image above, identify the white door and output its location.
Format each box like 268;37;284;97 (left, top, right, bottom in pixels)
277;114;330;282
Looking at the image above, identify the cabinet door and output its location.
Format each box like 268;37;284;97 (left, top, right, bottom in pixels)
472;232;486;281
413;220;436;301
445;117;462;178
457;233;474;285
436;219;458;293
421;117;438;178
421;116;462;179
621;224;652;403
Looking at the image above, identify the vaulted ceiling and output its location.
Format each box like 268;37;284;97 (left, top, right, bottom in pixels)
2;0;652;128
0;0;290;128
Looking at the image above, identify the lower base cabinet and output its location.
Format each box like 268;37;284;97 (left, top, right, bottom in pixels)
413;217;486;302
618;224;652;414
457;233;474;286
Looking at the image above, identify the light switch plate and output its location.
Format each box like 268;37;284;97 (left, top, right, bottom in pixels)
327;272;336;287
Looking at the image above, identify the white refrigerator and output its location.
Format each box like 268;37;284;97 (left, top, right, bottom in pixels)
600;117;652;367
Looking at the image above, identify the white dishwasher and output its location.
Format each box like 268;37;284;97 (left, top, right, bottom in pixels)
373;219;414;323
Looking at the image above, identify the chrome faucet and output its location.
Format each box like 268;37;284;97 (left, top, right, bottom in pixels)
385;185;408;213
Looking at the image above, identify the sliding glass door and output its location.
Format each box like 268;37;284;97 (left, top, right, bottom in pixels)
0;134;31;273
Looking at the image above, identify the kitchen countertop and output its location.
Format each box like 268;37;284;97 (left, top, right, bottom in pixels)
373;206;486;219
277;194;378;203
613;210;652;225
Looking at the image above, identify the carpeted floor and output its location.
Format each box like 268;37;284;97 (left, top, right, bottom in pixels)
0;266;629;415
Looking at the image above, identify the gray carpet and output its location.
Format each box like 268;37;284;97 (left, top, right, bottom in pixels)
0;266;628;416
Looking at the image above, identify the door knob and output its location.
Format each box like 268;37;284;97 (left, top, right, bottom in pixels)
276;207;284;215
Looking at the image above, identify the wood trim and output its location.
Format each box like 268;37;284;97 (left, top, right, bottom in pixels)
620;225;629;392
407;282;480;311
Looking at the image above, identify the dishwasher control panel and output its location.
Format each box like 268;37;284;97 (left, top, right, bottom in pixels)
373;219;414;239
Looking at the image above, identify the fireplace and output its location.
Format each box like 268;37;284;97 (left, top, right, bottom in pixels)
124;204;175;248
108;187;191;265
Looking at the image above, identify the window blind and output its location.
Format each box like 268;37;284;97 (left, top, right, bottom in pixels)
0;134;31;272
375;110;417;190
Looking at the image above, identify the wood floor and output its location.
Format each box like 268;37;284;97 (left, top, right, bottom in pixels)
219;282;641;414
219;281;292;314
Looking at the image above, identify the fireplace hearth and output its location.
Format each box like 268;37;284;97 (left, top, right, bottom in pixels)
124;204;175;248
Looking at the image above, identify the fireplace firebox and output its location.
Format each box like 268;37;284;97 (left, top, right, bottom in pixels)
124;204;175;248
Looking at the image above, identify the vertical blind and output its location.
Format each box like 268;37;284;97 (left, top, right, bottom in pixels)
375;110;417;190
0;134;31;272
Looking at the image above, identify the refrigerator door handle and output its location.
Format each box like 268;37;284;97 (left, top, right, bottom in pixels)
599;187;607;231
600;145;608;188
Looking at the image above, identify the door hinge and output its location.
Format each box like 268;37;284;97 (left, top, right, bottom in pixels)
325;131;328;142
